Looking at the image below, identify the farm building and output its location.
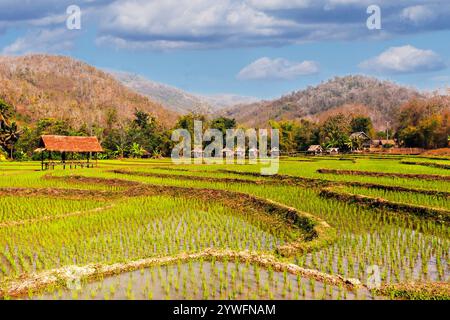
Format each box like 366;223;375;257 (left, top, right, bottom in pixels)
270;147;280;157
371;139;397;148
248;147;258;159
307;145;323;155
192;146;204;158
222;147;235;159
349;132;372;148
236;147;245;158
37;135;103;170
326;147;339;155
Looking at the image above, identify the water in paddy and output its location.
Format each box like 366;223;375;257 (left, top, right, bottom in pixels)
29;261;381;300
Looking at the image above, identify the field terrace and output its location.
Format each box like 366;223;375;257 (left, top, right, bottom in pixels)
0;155;449;300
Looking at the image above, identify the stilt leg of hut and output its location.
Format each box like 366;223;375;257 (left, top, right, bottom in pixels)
62;151;66;170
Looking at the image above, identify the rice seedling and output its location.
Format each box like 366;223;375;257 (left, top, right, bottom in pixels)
0;156;448;300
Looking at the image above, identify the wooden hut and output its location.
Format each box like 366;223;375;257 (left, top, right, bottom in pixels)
222;147;235;159
235;147;245;159
307;145;323;155
38;135;103;170
248;147;259;159
270;146;280;157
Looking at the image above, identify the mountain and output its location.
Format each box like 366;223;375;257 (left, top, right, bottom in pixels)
0;55;178;129
112;71;212;114
113;71;258;115
223;75;422;129
200;94;259;110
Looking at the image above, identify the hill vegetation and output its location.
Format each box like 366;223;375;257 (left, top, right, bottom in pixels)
0;55;448;160
224;75;422;129
0;55;178;130
113;71;258;115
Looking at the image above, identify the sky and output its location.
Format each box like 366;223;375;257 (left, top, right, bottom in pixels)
0;0;449;99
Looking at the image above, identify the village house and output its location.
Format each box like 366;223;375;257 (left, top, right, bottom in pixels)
371;139;397;148
248;147;258;158
307;145;323;155
236;147;245;158
349;132;372;149
192;146;204;158
326;147;339;155
222;147;234;159
270;146;280;157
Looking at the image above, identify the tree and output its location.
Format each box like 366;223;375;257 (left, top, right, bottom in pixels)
0;121;21;158
320;113;351;150
210;117;236;134
294;120;319;151
270;120;298;153
126;109;162;155
395;97;450;148
0;98;13;125
350;116;374;137
130;142;146;158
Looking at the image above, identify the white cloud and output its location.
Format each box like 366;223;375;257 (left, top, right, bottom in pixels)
2;28;77;55
237;57;319;80
401;5;435;24
359;45;446;74
245;0;311;10
99;0;297;50
1;0;450;52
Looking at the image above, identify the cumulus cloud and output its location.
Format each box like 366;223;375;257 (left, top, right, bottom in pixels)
237;57;319;80
94;0;450;50
401;5;435;24
98;0;299;50
2;0;450;51
2;28;77;55
359;45;446;74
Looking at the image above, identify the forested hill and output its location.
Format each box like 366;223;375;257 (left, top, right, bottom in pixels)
0;54;178;129
223;75;422;129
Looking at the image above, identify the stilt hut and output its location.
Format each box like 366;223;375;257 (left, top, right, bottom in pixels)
37;135;103;170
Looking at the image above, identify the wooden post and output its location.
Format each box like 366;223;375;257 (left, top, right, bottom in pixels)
41;151;44;171
62;151;66;170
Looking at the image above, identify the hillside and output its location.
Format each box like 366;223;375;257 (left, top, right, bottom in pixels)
0;55;178;129
224;75;422;129
112;71;212;114
113;71;258;115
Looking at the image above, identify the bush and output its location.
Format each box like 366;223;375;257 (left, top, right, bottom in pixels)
0;147;7;161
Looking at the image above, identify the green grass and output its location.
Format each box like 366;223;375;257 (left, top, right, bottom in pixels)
0;156;449;299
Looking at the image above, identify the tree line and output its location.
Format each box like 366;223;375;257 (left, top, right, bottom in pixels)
0;95;448;160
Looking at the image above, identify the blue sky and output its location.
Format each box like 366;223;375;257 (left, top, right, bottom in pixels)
0;0;449;99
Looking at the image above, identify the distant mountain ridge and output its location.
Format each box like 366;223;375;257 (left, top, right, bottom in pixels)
112;71;258;115
223;75;423;129
0;54;178;129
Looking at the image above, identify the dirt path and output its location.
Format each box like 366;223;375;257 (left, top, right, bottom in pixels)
320;187;450;224
0;248;361;298
0;204;115;228
317;169;450;181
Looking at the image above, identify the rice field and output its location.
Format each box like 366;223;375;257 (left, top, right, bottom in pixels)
0;155;449;300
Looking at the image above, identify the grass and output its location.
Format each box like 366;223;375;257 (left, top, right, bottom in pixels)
0;155;449;300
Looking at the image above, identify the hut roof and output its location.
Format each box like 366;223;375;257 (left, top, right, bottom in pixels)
350;132;371;140
40;135;103;152
307;145;322;152
372;139;396;145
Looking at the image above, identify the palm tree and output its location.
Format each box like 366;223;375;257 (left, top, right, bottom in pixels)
0;121;21;159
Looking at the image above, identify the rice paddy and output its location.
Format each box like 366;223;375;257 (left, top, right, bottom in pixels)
0;155;449;300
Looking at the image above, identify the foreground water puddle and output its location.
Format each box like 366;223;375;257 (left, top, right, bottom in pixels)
28;260;381;300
